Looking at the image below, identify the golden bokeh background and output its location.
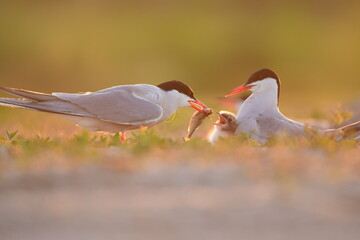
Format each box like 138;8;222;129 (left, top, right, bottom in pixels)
0;0;360;116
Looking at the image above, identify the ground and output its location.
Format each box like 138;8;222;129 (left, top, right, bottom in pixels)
0;110;359;240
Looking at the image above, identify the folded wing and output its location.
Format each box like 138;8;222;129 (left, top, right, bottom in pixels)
256;116;305;139
53;86;163;125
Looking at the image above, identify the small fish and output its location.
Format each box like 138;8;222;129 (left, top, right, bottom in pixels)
185;108;213;141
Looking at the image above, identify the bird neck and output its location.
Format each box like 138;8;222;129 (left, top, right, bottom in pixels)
158;90;191;120
169;90;192;108
237;87;280;118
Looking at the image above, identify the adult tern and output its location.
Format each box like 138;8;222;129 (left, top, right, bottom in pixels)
226;68;360;143
0;80;207;141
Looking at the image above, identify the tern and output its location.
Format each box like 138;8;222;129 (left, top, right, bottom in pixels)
0;80;207;141
226;68;360;143
208;111;237;143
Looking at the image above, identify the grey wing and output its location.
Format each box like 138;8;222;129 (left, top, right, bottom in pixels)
256;116;305;139
53;86;163;125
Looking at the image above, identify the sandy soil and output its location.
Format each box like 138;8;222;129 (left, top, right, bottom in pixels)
1;161;360;240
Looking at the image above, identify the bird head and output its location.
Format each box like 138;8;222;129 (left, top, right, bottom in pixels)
157;80;209;113
225;68;281;105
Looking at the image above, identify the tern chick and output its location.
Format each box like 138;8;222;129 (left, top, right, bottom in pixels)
208;111;237;143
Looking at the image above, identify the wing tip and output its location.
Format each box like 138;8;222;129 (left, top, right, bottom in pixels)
0;86;11;92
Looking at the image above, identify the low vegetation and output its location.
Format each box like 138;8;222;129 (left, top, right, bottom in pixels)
0;108;358;185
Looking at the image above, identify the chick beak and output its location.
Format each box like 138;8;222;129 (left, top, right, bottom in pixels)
225;84;254;97
214;112;227;126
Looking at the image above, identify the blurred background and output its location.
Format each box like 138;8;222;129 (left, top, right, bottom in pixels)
1;1;360;240
1;0;360;116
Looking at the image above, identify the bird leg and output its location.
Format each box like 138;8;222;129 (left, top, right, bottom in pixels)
120;132;126;143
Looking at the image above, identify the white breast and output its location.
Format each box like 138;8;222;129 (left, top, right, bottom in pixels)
235;78;305;143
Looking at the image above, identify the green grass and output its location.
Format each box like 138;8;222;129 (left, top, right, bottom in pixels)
0;109;358;182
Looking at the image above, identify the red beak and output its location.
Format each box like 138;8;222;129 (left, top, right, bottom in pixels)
225;84;254;97
188;100;207;113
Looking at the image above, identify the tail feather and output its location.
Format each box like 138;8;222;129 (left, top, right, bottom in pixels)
0;98;35;110
0;97;94;118
0;86;95;119
0;86;56;101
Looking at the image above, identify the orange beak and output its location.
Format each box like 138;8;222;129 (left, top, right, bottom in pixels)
188;100;207;113
225;84;254;97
